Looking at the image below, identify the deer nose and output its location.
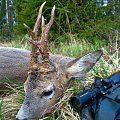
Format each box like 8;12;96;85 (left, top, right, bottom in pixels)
15;118;28;120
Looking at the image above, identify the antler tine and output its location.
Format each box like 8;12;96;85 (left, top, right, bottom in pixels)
38;5;55;61
42;16;45;32
49;5;55;25
41;5;55;41
24;1;46;39
24;23;34;38
24;23;38;68
24;2;46;69
33;1;46;37
45;5;55;36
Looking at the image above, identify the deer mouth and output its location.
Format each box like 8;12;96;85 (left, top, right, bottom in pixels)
41;107;56;117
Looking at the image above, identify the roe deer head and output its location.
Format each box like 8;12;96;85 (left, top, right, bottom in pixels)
16;2;102;120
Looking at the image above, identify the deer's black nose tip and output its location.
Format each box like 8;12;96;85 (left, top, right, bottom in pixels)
15;118;28;120
15;118;19;120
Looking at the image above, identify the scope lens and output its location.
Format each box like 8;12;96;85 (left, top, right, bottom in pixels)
69;96;81;111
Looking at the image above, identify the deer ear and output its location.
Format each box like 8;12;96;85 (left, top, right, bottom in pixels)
66;50;102;79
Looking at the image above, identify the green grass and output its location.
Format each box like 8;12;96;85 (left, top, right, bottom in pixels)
0;33;104;57
50;33;105;57
0;35;120;120
0;99;4;120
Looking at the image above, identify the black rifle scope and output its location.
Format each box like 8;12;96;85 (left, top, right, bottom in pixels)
69;71;120;112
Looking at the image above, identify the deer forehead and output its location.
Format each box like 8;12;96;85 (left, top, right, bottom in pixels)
25;70;64;90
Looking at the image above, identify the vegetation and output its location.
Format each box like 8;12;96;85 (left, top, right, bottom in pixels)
0;0;120;45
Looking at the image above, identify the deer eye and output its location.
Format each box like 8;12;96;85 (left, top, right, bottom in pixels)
43;89;53;96
40;85;55;98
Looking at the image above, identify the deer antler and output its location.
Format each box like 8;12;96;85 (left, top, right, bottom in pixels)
24;2;55;72
33;1;46;37
24;2;46;68
37;5;55;61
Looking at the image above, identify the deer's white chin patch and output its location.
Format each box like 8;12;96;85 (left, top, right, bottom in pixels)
16;104;29;120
